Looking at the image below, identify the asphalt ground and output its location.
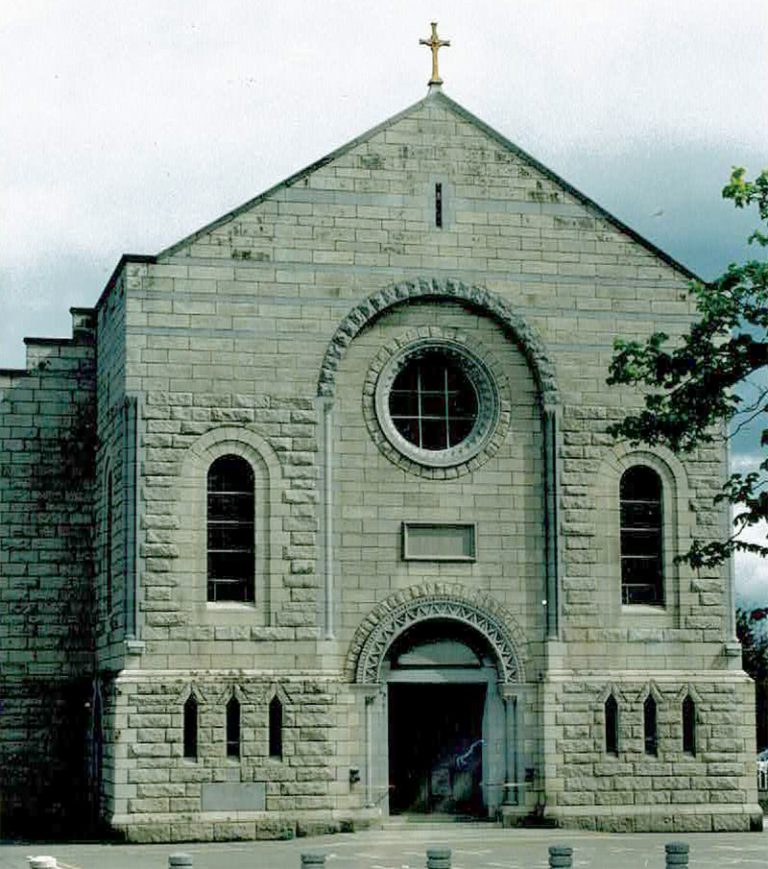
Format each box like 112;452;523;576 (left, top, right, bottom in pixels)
1;823;766;869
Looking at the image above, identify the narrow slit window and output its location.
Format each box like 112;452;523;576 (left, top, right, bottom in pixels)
682;695;696;755
184;695;198;760
620;466;664;606
605;695;619;756
269;696;283;759
644;695;658;756
435;183;443;228
226;696;241;758
207;455;255;603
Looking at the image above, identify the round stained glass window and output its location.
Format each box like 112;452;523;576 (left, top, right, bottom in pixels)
375;340;498;468
389;350;478;451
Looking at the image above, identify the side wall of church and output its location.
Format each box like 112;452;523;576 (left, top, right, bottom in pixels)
95;271;129;665
0;311;97;836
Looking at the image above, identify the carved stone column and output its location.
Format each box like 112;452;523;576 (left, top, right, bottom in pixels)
501;683;519;806
352;684;383;808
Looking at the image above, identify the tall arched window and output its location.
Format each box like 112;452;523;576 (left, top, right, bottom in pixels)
226;696;241;759
605;694;619;756
183;695;198;760
644;695;658;756
620;466;663;606
207;455;255;603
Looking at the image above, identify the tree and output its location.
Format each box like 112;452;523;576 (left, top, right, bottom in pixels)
736;607;768;749
608;168;768;568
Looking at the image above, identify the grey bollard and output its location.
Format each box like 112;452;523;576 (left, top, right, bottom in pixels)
549;846;573;869
301;853;326;869
426;848;452;869
665;842;689;869
169;855;193;869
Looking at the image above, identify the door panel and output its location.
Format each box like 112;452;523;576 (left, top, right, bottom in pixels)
388;683;486;815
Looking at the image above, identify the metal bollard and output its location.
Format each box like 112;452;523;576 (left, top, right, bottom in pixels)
549;845;573;869
169;855;193;869
426;848;452;869
301;853;326;869
665;842;689;869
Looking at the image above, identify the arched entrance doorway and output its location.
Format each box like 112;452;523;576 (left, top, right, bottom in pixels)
349;586;526;819
384;620;502;816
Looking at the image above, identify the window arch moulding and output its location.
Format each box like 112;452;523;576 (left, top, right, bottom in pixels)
346;582;527;686
317;277;560;413
176;426;287;628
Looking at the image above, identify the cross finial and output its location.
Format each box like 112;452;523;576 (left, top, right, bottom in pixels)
419;22;450;88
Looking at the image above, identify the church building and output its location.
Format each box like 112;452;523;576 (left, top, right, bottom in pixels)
0;31;761;840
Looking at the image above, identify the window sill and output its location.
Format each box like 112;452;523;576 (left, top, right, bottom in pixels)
206;602;257;610
620;602;675;634
621;604;666;616
196;600;264;627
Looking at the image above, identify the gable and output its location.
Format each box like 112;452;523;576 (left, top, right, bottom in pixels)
156;90;699;282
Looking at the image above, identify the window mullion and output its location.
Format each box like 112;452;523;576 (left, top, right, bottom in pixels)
443;365;450;448
417;365;424;448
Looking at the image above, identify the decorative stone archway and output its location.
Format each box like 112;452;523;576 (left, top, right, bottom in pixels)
349;584;528;817
347;583;527;685
316;277;559;411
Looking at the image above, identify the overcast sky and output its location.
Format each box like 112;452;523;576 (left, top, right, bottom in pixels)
1;1;767;602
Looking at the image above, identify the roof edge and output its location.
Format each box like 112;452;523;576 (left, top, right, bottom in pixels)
157;92;436;259
94;254;157;312
431;91;703;282
155;87;702;283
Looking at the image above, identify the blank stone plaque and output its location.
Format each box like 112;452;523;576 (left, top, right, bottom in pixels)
402;522;476;561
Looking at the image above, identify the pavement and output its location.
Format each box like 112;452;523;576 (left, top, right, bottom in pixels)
1;822;766;869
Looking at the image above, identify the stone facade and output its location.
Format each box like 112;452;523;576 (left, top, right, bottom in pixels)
0;87;761;840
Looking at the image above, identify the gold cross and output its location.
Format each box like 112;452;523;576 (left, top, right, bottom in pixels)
420;22;450;86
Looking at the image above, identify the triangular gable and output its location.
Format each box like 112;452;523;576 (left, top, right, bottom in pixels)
157;92;437;260
152;89;699;281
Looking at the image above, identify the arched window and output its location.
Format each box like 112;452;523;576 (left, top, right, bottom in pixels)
207;455;255;603
183;695;198;760
605;695;619;756
226;696;241;758
269;696;283;759
682;695;696;755
620;466;663;606
105;470;113;614
644;695;658;756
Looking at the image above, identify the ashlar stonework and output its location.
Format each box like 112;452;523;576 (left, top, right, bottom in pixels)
0;87;760;840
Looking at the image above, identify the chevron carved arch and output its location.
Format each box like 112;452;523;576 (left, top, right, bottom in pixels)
347;583;526;685
317;277;559;410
